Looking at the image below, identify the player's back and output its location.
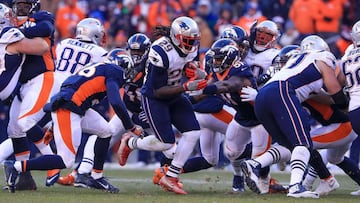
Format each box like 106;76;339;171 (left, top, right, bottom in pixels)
341;45;360;111
55;38;107;83
60;62;124;111
267;50;336;102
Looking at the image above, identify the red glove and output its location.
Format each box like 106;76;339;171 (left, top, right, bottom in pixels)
183;79;208;91
184;61;207;79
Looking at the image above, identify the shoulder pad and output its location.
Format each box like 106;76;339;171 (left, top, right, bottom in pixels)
31;11;55;23
0;27;25;44
318;51;336;70
148;46;165;68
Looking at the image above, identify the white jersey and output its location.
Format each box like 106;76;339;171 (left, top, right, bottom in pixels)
341;44;360;111
245;48;279;78
0;28;25;100
266;50;336;102
55;38;107;83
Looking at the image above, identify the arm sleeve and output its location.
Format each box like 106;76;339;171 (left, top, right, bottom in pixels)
106;79;134;130
22;20;54;38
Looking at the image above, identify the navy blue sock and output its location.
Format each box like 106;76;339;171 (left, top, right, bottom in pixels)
337;156;360;185
183;156;213;173
12;137;30;155
93;137;111;171
160;156;172;166
27;125;44;143
309;150;331;179
24;155;66;171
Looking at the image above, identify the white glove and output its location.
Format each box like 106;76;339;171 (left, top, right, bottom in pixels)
240;86;258;102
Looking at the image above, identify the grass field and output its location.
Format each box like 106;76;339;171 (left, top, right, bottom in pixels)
0;168;359;203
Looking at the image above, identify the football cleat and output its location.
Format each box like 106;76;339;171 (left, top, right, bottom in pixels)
240;159;264;194
46;169;60;187
351;187;360;196
15;171;37;191
269;178;288;194
159;176;187;195
74;173;94;188
117;134;133;166
314;176;339;196
57;172;76;186
232;175;245;192
3;160;19;193
91;177;120;193
287;183;319;198
153;165;168;185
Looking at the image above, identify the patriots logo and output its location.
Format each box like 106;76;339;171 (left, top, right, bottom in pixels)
179;22;190;31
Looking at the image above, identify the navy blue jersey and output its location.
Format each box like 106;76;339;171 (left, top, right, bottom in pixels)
60;63;124;111
18;11;56;83
212;61;259;126
123;57;147;113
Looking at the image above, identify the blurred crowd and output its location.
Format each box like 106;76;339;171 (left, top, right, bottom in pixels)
37;0;360;59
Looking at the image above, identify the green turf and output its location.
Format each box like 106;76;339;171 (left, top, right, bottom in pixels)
0;168;359;203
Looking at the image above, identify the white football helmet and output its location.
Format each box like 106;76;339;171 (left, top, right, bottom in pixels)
170;16;200;54
300;35;329;52
76;18;105;46
351;20;360;47
253;20;280;52
0;3;16;31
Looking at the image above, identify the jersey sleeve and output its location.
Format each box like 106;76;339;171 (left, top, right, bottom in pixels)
148;44;169;69
0;27;25;44
318;51;337;70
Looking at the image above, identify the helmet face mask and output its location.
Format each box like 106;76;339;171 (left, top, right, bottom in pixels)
253;20;279;52
76;18;105;46
106;48;135;82
127;33;151;65
12;0;40;17
170;16;200;54
211;38;239;73
351;21;360;47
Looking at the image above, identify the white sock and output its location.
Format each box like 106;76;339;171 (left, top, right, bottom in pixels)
255;144;291;167
289;146;310;186
130;135;173;151
77;135;96;174
171;130;201;170
0;139;14;163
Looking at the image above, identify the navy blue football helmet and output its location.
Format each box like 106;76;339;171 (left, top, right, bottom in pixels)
106;48;134;81
220;25;250;60
126;33;151;65
272;45;300;72
210;38;239;73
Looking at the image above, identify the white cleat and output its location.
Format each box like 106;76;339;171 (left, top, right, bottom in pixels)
287;183;319;198
314;176;340;196
350;187;360;196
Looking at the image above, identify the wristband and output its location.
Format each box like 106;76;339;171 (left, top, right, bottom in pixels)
331;90;348;109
